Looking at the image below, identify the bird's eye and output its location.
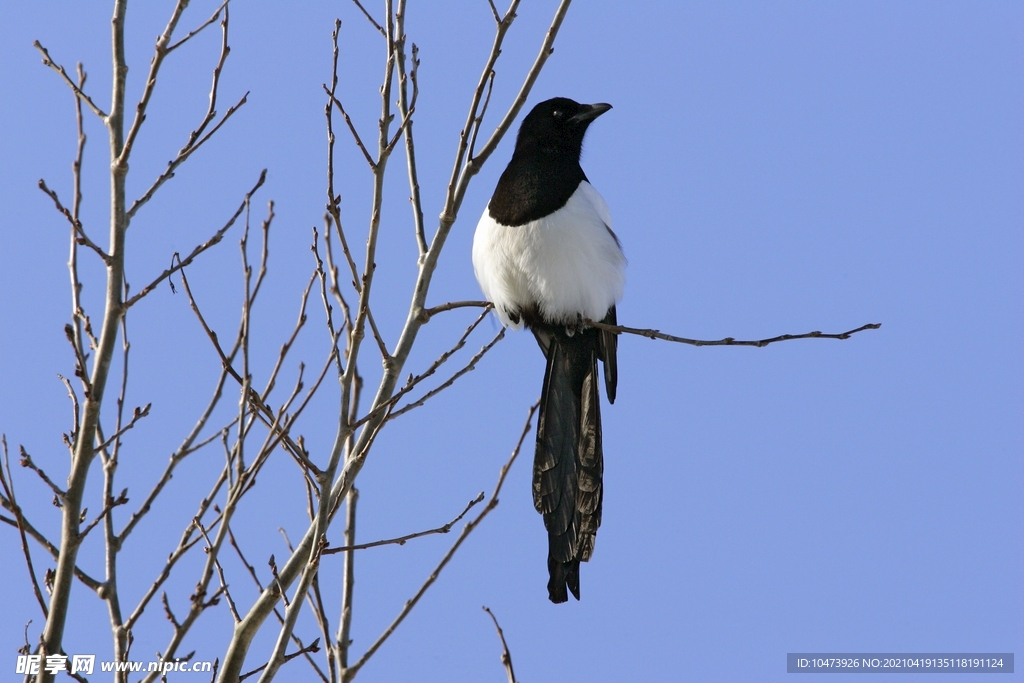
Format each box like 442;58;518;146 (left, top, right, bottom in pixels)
552;109;564;120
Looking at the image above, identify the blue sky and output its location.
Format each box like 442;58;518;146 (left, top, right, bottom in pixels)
1;2;1021;681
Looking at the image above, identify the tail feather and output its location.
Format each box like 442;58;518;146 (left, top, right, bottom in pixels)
547;556;580;604
599;306;618;404
533;324;604;603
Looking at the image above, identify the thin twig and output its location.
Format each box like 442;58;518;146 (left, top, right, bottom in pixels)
63;323;94;398
124;169;266;309
388;328;504;421
308;574;336;683
226;527;331;683
351;0;386;36
350;308;493;431
93;403;151;453
324;22;362;295
420;300;491;321
1;437;49;618
364;304;391;361
32;41;108;119
68;62;94;355
312;225;348;382
118;0;191;166
260;262;312;404
127;92;248;222
467;70;496;162
17;446;66;501
325;89;376;169
239;639;321;682
464;0;574;182
586;320;882;348
38;179;110;264
0;504;103;593
127;3;244;222
195;518;241;622
118;379;234;543
323;493;484;554
482;607;517;683
77;487;128;540
487;0;502;24
57;375;81;454
167;0;230;53
124;468;229;631
394;22;426;255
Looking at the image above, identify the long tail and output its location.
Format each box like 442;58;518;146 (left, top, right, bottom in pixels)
533;324;605;603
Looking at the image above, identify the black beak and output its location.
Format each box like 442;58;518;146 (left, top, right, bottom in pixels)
569;102;612;125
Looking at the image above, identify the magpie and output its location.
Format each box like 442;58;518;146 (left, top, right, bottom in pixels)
472;97;625;603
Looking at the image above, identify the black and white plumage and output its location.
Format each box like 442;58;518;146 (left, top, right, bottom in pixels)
472;97;625;603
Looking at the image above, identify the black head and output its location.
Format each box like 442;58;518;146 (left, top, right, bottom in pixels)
512;97;612;160
488;97;612;226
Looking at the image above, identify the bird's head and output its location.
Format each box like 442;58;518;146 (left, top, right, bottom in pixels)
514;97;612;158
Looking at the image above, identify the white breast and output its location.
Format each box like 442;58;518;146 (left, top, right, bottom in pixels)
472;181;626;329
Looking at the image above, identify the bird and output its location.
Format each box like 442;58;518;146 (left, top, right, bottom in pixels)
472;97;625;603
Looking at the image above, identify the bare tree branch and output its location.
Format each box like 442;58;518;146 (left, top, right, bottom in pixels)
93;402;150;453
195;518;241;622
387;328;504;422
326;89;376;170
1;437;49;618
351;0;386;36
77;487;128;541
239;639;321;682
467;70;496;162
324;21;362;295
348;308;493;431
67;61;96;357
124;169;267;309
98;309;132;681
38;179;110;264
323;493;484;555
227;528;331;683
17;446;66;501
32;41;108;119
486;0;502;25
440;0;522;225
167;0;231;53
127;4;246;223
336;487;357;675
0;503;103;593
118;0;191;166
482;607;518;683
35;1;134;669
463;0;574;183
127;93;248;222
393;19;426;255
586;320;882;348
420;300;491;321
